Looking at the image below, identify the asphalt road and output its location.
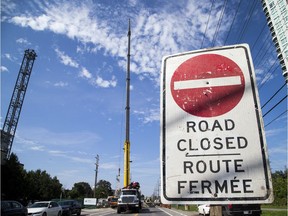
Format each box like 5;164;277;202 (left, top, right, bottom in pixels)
81;207;199;216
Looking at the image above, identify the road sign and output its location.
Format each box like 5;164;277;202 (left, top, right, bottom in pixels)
171;54;245;117
160;44;273;204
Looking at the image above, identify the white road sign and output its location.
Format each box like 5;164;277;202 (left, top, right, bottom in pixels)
84;198;97;205
160;44;274;204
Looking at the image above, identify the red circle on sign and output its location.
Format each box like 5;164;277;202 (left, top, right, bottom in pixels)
170;54;245;117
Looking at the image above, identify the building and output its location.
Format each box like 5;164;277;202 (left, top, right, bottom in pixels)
261;0;288;83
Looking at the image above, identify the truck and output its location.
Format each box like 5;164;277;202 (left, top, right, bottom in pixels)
107;196;118;209
117;182;142;213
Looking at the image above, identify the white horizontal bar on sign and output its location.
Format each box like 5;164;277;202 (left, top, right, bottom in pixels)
173;75;242;90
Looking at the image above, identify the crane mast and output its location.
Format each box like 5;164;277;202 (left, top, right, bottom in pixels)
116;21;142;214
1;49;37;162
124;19;131;187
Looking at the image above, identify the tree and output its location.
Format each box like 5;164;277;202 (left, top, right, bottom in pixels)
69;182;93;199
1;153;62;202
272;169;287;206
94;180;113;198
1;153;27;201
25;169;62;200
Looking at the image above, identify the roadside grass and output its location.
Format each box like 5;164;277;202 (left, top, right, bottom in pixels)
262;205;287;209
172;204;198;211
262;210;287;216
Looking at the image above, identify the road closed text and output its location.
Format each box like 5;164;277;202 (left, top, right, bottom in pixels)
173;119;256;196
177;179;253;194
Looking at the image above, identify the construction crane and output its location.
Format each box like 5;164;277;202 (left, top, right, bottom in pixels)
1;49;37;163
123;19;131;187
116;21;142;214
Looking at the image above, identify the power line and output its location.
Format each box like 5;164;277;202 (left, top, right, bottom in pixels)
261;83;287;109
251;23;267;50
211;0;228;47
263;95;288;118
252;33;272;64
200;0;215;49
254;41;275;68
258;60;279;90
237;0;258;42
224;0;242;45
265;110;288;127
233;0;252;43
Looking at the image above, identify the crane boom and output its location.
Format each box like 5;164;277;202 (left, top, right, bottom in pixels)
124;19;131;187
1;49;37;162
117;21;142;214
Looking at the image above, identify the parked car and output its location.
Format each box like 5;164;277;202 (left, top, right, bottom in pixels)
27;201;62;216
1;200;28;216
57;200;81;216
197;204;210;216
96;200;109;208
222;204;261;216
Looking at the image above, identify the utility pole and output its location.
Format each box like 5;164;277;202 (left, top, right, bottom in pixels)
115;168;120;196
94;154;99;198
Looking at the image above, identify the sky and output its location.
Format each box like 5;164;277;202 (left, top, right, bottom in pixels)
1;0;287;197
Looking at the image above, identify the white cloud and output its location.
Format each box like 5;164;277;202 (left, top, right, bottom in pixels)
16;127;101;147
268;146;287;155
54;81;68;87
134;108;159;124
16;38;31;45
55;48;79;68
265;127;287;137
101;162;118;169
0;66;8;72
30;145;45;151
259;72;275;85
53;48;117;88
1;1;17;14
14;127;100;164
58;169;80;177
79;67;92;79
48;150;93;163
94;75;117;88
4;53;13;61
8;1;237;87
8;1;228;84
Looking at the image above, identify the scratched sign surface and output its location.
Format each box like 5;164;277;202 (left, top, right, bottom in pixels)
160;44;274;204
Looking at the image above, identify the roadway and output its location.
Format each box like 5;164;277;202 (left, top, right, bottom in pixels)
81;206;199;216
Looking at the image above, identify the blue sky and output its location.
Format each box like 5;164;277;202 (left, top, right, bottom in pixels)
1;0;287;197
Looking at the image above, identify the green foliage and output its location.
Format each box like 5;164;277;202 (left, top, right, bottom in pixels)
1;153;62;203
1;154;27;201
69;182;93;199
271;169;287;206
25;170;62;200
94;180;113;198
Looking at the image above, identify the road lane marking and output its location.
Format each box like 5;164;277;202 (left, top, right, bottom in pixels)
158;208;173;216
158;207;189;216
